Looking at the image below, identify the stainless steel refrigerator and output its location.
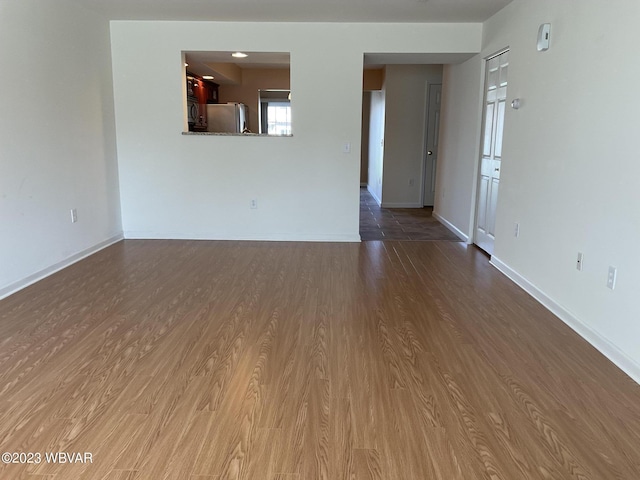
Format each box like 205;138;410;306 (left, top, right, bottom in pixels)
206;103;248;133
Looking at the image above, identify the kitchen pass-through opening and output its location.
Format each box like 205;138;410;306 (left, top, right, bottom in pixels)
182;51;291;135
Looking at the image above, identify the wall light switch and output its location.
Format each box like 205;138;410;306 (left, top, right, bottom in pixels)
70;208;78;223
342;142;351;154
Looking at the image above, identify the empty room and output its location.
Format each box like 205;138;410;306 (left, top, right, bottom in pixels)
1;0;639;479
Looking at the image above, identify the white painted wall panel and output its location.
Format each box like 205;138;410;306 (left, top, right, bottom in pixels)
110;22;481;241
0;0;122;295
382;65;443;207
434;56;483;235
368;90;386;204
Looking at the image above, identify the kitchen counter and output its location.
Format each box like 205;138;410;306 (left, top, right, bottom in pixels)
182;132;292;137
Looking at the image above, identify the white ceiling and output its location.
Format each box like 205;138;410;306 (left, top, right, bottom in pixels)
186;51;290;68
74;0;512;23
185;52;291;81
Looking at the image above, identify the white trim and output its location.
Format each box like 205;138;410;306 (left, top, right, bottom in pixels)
485;46;511;61
419;80;430;207
381;202;422;208
366;185;382;205
0;234;124;301
433;212;469;242
124;231;361;243
491;255;640;386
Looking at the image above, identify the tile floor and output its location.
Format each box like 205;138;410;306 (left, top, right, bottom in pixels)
360;187;462;241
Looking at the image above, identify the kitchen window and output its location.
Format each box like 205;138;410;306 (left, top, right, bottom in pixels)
264;102;291;135
258;90;291;136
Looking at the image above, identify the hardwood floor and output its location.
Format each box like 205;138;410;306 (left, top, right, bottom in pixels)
1;239;639;479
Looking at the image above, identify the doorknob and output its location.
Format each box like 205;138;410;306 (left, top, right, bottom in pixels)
427;151;433;156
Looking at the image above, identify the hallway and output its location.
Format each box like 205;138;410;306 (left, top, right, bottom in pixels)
359;188;461;241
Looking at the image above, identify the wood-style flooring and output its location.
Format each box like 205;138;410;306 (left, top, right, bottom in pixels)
1;239;639;479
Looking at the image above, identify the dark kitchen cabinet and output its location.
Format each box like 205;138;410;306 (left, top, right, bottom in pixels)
205;82;219;104
192;77;207;105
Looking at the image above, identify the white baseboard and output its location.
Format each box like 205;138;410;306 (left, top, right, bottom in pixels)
432;212;469;242
123;231;361;243
490;256;640;386
366;185;382;206
381;202;422;208
0;234;124;301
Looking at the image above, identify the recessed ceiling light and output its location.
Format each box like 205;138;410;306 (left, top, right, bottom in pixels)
202;75;214;80
231;52;248;58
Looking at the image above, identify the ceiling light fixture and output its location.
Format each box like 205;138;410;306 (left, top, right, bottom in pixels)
231;52;248;58
202;75;215;80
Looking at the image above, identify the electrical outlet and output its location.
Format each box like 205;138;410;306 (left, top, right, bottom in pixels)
607;266;617;290
576;252;583;271
70;208;77;223
514;223;520;238
408;178;415;186
250;199;258;209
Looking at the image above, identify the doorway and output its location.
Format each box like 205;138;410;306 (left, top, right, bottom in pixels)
475;49;509;255
422;83;442;207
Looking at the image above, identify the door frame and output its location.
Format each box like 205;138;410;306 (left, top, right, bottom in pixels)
468;47;510;247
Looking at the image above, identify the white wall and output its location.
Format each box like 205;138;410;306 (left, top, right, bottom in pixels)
0;0;122;297
367;90;386;204
434;58;483;240
437;0;640;381
360;91;371;185
382;65;442;207
110;22;480;241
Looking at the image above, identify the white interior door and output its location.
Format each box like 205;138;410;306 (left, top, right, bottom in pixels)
475;50;508;255
423;84;442;206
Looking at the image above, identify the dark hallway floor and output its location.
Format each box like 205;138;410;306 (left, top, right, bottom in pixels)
359;188;462;241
